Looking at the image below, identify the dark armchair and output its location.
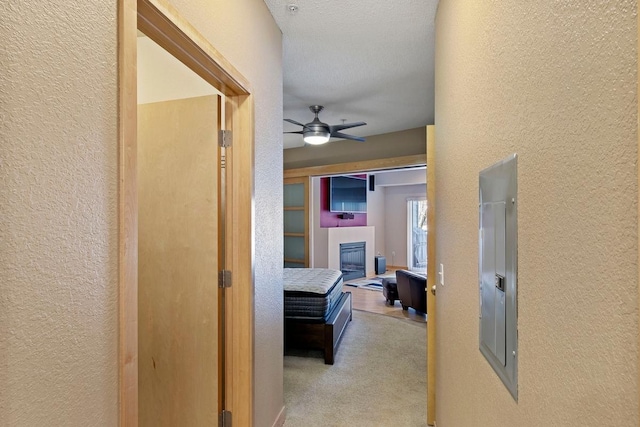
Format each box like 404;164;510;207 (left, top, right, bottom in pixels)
395;270;427;313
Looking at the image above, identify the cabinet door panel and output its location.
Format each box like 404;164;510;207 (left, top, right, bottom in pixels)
284;210;305;234
284;183;305;207
284;179;309;267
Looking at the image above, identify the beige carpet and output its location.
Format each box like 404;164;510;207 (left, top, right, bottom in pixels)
283;310;427;427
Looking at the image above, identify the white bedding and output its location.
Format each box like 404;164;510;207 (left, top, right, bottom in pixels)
283;268;343;295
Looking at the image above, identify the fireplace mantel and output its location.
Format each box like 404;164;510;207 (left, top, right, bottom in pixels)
327;226;375;277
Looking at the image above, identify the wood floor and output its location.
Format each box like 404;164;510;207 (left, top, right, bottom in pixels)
344;272;427;324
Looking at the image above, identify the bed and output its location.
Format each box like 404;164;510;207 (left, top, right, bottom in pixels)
284;268;352;364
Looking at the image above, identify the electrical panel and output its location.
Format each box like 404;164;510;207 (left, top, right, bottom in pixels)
479;154;518;400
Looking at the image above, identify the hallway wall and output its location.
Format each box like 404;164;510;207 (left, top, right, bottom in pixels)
0;1;119;425
434;1;637;425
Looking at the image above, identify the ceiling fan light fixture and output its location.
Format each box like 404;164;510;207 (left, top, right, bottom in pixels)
303;131;330;145
285;105;366;145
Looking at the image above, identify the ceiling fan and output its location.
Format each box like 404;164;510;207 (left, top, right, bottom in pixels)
284;105;367;145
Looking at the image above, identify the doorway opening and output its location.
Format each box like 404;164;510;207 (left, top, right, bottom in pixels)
282;157;429;424
137;32;223;425
118;1;254;424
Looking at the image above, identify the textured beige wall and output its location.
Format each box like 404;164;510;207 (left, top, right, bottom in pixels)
165;2;284;426
284;127;426;169
435;1;637;426
1;0;282;426
0;1;119;425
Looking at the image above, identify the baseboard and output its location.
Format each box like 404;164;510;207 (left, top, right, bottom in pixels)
272;405;286;427
387;265;408;271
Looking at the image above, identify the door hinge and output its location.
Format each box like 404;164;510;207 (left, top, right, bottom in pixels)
219;270;232;288
219;130;232;147
219;410;232;427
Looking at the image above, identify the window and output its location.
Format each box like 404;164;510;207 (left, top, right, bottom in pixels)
407;199;427;272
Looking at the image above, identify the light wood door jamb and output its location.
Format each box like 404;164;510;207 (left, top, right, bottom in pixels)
426;125;436;426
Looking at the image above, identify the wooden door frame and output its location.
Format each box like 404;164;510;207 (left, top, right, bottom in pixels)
283;154;427;180
283;154;426;271
118;0;255;425
426;125;436;425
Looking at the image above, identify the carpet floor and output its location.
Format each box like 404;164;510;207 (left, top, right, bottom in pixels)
283;310;427;427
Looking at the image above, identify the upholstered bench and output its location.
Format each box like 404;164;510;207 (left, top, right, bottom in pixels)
382;277;399;305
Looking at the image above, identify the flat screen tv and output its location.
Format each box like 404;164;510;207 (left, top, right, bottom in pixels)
330;175;367;213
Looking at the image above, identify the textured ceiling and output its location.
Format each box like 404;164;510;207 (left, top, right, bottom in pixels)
264;0;439;149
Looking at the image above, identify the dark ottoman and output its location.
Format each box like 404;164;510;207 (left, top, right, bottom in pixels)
382;277;398;305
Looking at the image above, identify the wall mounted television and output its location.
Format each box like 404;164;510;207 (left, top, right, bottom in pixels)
329;175;367;213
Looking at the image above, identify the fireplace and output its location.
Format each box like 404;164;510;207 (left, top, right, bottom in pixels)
340;241;366;281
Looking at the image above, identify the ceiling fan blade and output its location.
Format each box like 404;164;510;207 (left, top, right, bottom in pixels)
329;121;367;133
331;132;365;142
284;131;304;135
284;118;306;127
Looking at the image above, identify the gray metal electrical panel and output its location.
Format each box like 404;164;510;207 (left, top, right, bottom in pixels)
479;154;518;400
